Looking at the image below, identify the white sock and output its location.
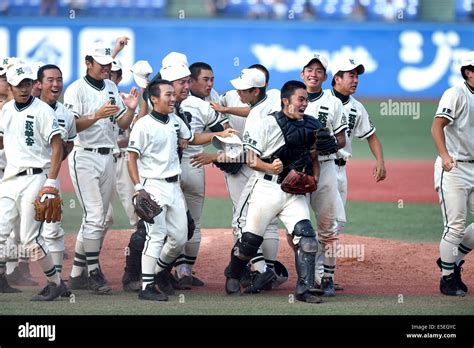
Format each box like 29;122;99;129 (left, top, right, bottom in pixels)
141;254;157;290
38;255;60;285
70;239;86;277
439;239;458;276
83;238;101;274
50;251;64;274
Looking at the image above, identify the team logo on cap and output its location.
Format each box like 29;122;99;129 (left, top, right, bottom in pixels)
16;67;25;76
105;48;111;56
349;59;355;65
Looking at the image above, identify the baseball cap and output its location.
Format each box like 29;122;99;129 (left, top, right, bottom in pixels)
30;61;45;80
159;63;191;82
302;52;329;71
162;52;188;68
130;60;153;88
87;41;114;65
331;57;365;77
212;134;243;159
230;68;266;90
460;51;474;79
0;57;22;76
111;59;123;72
6;63;36;86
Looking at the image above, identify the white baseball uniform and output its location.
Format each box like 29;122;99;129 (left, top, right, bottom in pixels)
0;97;62;263
128;111;191;283
64;76;126;275
305;90;348;281
434;81;474;273
41;101;77;265
175;95;227;277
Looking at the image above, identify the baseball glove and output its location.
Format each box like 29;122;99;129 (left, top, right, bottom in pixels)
213;161;243;175
280;169;317;195
314;128;338;156
34;186;62;223
132;190;163;224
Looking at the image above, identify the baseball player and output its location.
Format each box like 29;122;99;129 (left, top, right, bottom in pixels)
189;62;220;103
224;80;323;303
128;78;191;301
37;64;77;275
331;57;386;206
297;53;347;296
0;63;67;300
64;42;138;294
432;51;474;297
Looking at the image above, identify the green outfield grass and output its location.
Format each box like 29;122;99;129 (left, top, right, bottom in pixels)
2;289;473;315
62;194;470;244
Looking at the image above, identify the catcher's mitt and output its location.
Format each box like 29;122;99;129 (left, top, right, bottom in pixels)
280;169;317;195
314;127;338;156
132;190;162;224
34;186;62;223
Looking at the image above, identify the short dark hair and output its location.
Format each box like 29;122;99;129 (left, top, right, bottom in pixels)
248;63;269;84
37;64;62;82
331;71;345;87
280;80;306;108
189;62;213;80
147;79;173;100
110;69;122;79
85;55;94;64
461;65;474;80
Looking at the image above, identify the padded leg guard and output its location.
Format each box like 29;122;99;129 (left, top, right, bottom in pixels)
123;220;147;282
295;236;318;296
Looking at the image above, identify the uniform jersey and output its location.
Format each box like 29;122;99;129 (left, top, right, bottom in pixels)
128;112;191;179
305;90;348;160
52;101;77;143
434;81;474;160
64;77;126;149
331;90;375;158
0;149;5;171
180;95;226;158
220;89;247;137
205;88;220;103
0;97;62;180
244;113;285;160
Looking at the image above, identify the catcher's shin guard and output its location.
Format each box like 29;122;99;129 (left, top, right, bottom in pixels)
293;220;318;296
123;220;146;285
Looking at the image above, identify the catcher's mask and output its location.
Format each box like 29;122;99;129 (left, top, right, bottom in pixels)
272;260;288;288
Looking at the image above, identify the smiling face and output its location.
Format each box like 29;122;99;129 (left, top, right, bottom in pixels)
300;60;327;93
334;69;359;96
86;58;112;81
39;67;63;105
283;87;308;119
150;83;176;114
10;79;33;104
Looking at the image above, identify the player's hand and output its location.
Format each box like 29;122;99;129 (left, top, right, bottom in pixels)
179;138;189;150
218;128;238;138
210;102;227;114
95;101;120;119
373;160;387;182
271;158;283;175
441;154;457;172
112;36;130;57
122;87;139;111
191;153;216;167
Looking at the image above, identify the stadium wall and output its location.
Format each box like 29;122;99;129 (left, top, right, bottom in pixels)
1;18;473;98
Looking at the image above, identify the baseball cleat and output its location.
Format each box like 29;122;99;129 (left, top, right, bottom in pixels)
88;269;112;294
440;275;466;297
155;271;175;296
67;271;89;290
296;291;323;304
437;258;468;293
320;276;336;297
123;280;141;292
31;280;68;301
191;274;205;287
243;269;276;294
138;283;168;301
0;274;21;293
6;267;39;286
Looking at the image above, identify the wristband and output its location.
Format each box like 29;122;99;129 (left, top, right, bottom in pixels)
44;178;58;189
134;183;144;191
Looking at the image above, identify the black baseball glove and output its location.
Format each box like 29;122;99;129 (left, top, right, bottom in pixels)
314;128;338;156
132;190;162;224
213;161;243;175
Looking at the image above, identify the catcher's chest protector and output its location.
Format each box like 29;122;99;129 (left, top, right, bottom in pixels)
271;111;321;175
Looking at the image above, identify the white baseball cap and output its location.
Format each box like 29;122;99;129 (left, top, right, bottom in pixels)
460;51;474;79
6;63;36;86
331;57;365;77
230;68;266;90
111;59;123;72
87;42;114;65
162;52;189;68
159;63;191;82
212;134;243;159
0;57;22;76
302;52;329;71
130;60;153;88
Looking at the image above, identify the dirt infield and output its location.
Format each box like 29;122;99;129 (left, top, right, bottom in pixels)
26;229;471;296
60;159;438;203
